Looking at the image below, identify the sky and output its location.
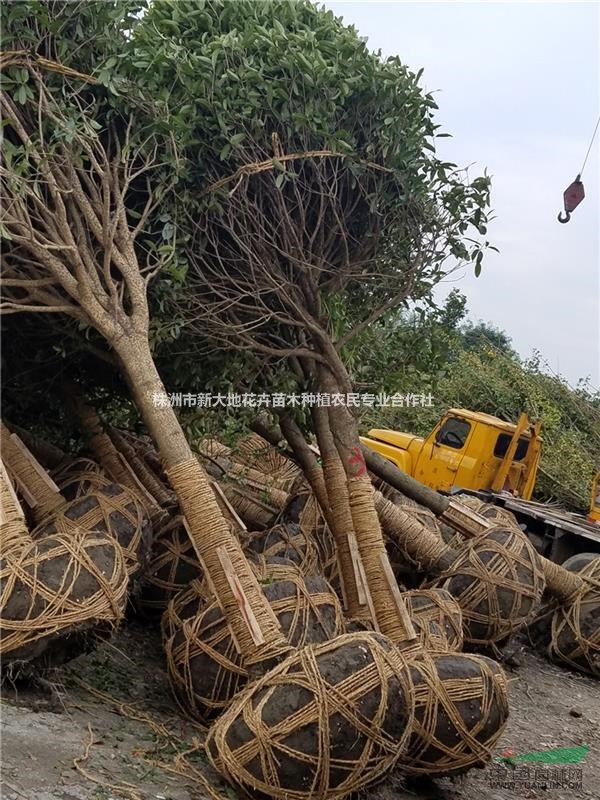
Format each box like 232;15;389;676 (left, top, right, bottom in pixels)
327;1;600;388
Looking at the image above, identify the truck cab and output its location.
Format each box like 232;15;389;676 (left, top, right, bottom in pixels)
361;408;542;499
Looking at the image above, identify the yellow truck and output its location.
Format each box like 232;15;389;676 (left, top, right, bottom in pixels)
361;408;600;563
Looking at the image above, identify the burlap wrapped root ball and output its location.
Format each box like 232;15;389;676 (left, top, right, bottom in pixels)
54;467;113;501
207;632;415;800
165;572;345;722
160;556;300;641
245;522;319;576
32;483;152;582
432;525;545;647
404;589;464;652
0;530;128;670
549;556;600;676
526;552;599;650
398;650;509;776
345;589;463;648
137;516;203;615
459;495;520;528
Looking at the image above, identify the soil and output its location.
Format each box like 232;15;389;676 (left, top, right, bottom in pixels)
1;624;598;800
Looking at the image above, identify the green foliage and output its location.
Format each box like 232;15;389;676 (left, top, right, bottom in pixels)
133;0;494;284
346;289;467;392
462;320;514;355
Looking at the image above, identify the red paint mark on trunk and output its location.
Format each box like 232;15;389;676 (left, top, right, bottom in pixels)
348;446;367;477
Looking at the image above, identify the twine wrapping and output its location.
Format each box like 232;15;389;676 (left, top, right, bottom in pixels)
220;483;281;529
206;631;415;800
404;589;464;653
137;515;203;615
32;483;152;579
347;475;416;645
231;432;302;492
244;522;319;576
459;496;519;528
0;461;128;668
320;456;365;616
165;573;344;722
433;525;546;645
56;469;114;500
549;556;600;676
398;650;509;776
165;458;290;667
1;424;64;520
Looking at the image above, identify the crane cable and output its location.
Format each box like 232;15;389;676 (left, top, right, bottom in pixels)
579;114;600;178
557;113;599;223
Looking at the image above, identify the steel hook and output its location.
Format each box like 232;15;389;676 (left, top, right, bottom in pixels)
557;210;571;224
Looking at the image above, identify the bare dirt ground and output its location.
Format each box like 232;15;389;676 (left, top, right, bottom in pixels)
1;623;598;800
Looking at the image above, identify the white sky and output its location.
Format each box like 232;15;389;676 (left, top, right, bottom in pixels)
327;1;600;387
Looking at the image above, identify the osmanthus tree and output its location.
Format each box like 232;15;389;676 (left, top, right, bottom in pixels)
0;1;290;665
132;0;495;628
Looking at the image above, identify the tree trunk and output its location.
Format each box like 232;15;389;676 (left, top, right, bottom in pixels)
310;404;367;619
276;412;330;518
317;366;417;647
113;336;290;666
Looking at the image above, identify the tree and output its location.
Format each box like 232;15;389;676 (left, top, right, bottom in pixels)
127;0;495;634
1;1;289;665
462;320;514;355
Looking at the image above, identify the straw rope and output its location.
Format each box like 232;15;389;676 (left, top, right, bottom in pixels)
219;482;282;528
160;579;209;642
376;492;455;572
138;515;203;615
433;525;546;645
110;427;175;507
206;145;392;195
207;631;415;800
549;556;600;676
52;458;104;484
245;522;319;576
231;433;302;491
459;496;519;528
404;589;464;653
347;476;417;645
66;394;140;490
165;458;291;666
297;491;340;585
32;483;152;578
320;457;366;617
0;50;99;83
1;424;64;520
543;557;585;601
165;573;344;722
375;492;545;645
56;469;114;500
0;460;27;552
398;650;509;776
1;530;128;662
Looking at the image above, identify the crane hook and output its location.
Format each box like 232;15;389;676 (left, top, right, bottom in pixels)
557;210;571;224
557;174;584;224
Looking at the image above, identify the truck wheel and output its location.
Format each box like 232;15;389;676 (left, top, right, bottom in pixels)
561;552;599;573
